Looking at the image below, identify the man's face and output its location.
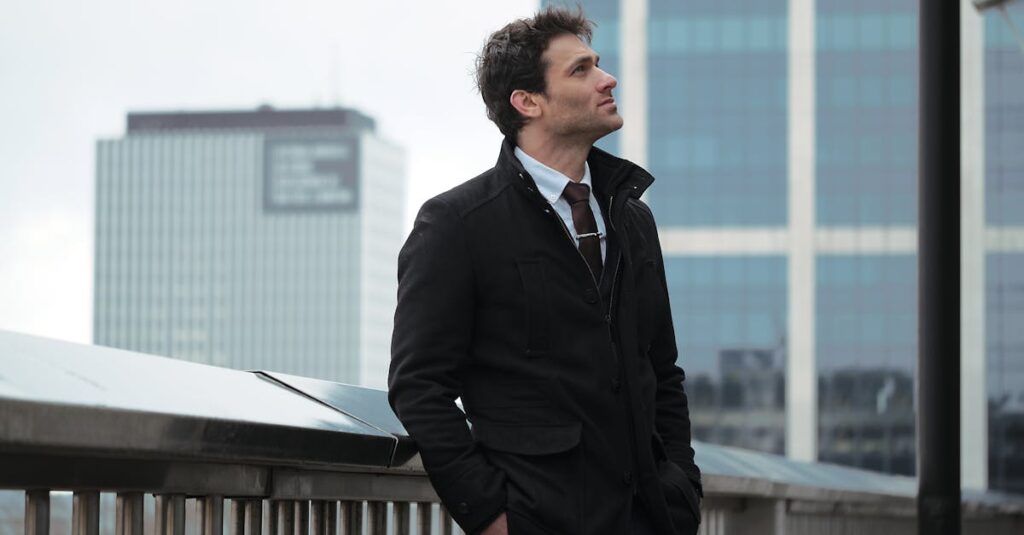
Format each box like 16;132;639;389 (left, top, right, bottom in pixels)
535;33;623;142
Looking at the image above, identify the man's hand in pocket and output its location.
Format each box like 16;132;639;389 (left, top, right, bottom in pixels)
481;512;508;535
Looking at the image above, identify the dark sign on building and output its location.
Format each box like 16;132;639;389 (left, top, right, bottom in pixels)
263;136;360;212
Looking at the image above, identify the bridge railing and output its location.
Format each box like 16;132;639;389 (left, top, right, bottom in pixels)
1;330;1022;535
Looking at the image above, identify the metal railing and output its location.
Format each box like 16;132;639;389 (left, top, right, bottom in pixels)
2;330;1023;535
9;490;453;535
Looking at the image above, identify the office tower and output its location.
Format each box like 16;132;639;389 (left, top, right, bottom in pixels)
982;5;1024;493
94;107;406;389
545;0;1024;492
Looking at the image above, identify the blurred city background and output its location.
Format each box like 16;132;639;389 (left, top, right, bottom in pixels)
1;0;1021;500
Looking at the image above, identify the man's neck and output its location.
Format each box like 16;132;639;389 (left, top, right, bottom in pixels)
515;132;592;183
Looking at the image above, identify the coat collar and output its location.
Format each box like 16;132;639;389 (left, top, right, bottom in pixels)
513;146;596;205
496;137;654;202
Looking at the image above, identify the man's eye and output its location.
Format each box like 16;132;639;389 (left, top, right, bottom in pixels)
573;65;586;74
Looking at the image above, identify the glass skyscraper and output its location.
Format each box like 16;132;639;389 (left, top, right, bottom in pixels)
93;107;406;389
545;0;1024;492
984;4;1024;493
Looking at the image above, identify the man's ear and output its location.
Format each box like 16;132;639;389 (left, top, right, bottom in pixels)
510;89;543;120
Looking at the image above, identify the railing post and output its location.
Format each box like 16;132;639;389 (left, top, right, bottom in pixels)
73;491;100;535
200;496;224;535
392;502;410;535
310;501;324;535
325;502;337;535
340;501;362;535
232;500;246;535
268;499;278;535
116;493;144;535
310;501;336;535
246;500;264;535
416;503;432;535
439;507;453;535
155;495;186;535
24;490;49;535
294;501;309;535
274;501;295;535
366;502;386;535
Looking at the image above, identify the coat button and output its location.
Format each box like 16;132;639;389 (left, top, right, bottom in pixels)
456;502;469;514
583;288;598;303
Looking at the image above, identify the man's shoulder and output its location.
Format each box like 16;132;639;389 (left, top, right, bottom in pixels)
623;196;657;230
423;165;515;220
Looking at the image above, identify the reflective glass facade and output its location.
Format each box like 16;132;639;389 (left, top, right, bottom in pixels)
546;0;1022;487
987;253;1024;492
985;5;1024;226
816;255;916;475
666;256;787;454
985;3;1024;495
816;0;918;226
646;0;788;227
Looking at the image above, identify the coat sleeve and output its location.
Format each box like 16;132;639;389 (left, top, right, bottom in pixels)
641;206;703;495
388;197;506;534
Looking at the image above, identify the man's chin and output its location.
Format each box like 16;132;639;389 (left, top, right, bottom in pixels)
567;116;624;144
599;116;624;137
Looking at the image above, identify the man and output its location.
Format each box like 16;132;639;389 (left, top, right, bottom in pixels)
389;8;701;535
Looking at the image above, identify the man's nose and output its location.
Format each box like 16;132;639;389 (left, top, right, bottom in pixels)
597;68;617;91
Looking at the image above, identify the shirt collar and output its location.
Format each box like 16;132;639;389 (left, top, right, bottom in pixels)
514;146;592;205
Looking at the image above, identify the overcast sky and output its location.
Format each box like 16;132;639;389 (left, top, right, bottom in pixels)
0;0;540;344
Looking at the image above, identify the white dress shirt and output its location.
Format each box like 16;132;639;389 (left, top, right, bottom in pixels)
515;146;607;262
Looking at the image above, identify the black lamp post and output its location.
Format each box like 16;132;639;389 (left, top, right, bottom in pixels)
917;3;1019;534
918;1;960;534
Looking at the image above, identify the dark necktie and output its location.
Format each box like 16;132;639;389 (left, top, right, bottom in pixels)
562;182;603;283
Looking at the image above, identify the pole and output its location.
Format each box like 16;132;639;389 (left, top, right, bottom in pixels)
918;1;961;534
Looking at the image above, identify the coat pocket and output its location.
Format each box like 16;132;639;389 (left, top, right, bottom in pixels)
658;459;702;526
472;420;581;455
472;420;583;533
516;258;550;357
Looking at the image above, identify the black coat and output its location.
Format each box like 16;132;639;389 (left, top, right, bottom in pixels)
389;140;702;535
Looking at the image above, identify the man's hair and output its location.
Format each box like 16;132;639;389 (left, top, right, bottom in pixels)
475;7;594;140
